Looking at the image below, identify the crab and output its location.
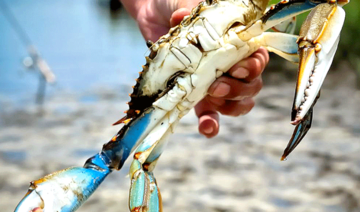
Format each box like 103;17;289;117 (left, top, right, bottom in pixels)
14;0;349;211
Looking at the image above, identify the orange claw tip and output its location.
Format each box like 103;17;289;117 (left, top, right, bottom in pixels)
131;207;141;212
134;152;142;159
280;155;287;161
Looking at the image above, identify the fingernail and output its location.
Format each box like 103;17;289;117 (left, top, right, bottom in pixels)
232;67;249;78
203;126;214;134
211;82;230;97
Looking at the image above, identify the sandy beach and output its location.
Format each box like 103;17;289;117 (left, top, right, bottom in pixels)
1;61;359;212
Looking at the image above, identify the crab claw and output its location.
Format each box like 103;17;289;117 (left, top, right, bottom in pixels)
292;3;346;124
14;155;111;212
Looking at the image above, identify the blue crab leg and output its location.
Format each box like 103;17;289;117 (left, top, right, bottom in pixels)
280;2;348;158
239;0;331;41
261;0;330;31
14;107;170;212
129;108;181;212
126;76;192;211
15;71;190;211
242;0;349;158
271;15;296;34
129;160;162;212
254;32;300;63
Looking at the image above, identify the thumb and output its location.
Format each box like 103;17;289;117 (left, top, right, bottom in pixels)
170;0;203;27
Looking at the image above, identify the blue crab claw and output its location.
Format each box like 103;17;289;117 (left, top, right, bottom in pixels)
15;155;111;212
291;2;346;124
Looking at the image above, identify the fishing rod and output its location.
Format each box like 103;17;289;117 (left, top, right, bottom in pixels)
0;0;56;104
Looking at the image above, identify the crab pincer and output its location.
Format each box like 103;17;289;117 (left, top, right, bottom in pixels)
281;0;349;160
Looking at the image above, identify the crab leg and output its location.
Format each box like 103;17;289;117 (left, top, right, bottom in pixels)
15;73;190;212
254;32;300;63
239;0;331;42
14;108;169;212
127;75;196;211
129;113;179;212
281;2;347;158
271;16;297;34
239;0;348;158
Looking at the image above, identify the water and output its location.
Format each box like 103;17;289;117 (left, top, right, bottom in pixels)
0;0;147;105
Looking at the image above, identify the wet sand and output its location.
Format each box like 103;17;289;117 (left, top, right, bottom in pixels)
1;63;360;212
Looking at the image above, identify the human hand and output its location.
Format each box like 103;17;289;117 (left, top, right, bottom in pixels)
134;0;269;138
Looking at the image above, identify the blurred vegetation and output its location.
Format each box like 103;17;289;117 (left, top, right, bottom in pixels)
267;0;360;84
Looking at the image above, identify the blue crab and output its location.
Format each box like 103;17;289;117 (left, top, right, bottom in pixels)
14;0;349;211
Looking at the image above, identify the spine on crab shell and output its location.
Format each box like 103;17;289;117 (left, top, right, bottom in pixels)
113;48;159;126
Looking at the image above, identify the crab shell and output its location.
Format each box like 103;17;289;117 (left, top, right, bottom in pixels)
119;0;269;123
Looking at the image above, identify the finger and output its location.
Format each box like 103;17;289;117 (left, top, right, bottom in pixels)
228;47;269;82
258;47;270;65
177;0;203;11
198;113;220;138
194;99;219;138
208;76;263;100
170;8;191;27
208;97;255;117
142;25;171;42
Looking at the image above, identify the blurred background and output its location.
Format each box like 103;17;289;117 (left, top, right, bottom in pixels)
0;0;359;211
